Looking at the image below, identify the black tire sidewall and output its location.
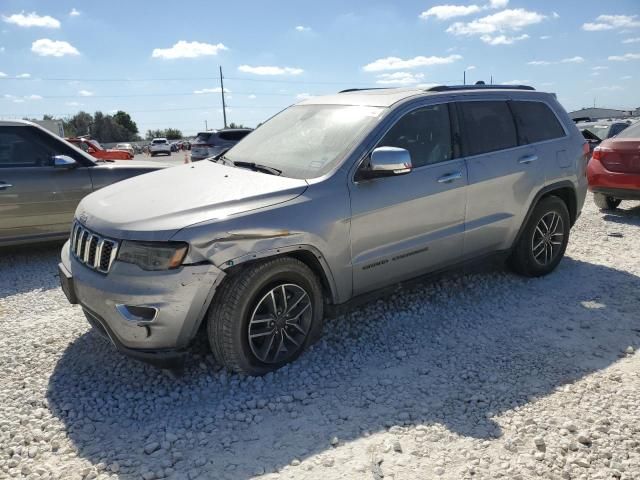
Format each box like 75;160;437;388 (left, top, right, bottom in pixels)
520;197;570;276
227;261;322;374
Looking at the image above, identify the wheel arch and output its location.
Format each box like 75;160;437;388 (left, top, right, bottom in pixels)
218;245;339;305
513;181;578;247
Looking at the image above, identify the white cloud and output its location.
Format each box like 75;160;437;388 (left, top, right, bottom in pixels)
420;5;481;21
363;54;462;72
480;33;528;45
78;89;94;96
4;93;41;102
592;66;608;70
2;12;60;28
503;79;530;85
295;25;311;32
527;56;585;66
296;93;312;100
0;72;6;77
489;0;509;8
608;53;640;61
248;94;257;99
66;101;82;106
552;12;560;19
583;14;640;31
69;8;80;17
0;47;5;53
193;87;230;94
25;94;42;100
447;9;546;36
238;65;304;75
466;65;477;70
151;41;227;59
561;56;584;63
622;37;640;44
31;39;80;57
621;75;632;80
540;35;551;40
17;73;31;78
375;72;425;85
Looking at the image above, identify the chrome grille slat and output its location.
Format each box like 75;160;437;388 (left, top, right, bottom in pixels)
69;221;119;274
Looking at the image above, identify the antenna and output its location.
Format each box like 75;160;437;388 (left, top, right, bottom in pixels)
219;66;228;129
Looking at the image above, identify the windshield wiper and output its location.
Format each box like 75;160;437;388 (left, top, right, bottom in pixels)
232;161;282;176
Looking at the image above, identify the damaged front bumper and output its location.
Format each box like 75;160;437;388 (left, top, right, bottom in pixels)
59;241;224;367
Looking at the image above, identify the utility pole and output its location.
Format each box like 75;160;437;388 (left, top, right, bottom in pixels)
205;120;208;131
463;70;466;85
490;75;493;85
219;65;228;129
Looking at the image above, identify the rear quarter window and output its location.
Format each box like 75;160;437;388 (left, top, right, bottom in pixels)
194;133;215;144
458;101;518;156
510;101;565;144
218;130;250;142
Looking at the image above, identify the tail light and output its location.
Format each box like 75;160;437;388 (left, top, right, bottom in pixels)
594;146;640;174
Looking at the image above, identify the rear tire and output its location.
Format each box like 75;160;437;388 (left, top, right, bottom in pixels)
593;193;621;211
508;195;570;277
207;257;323;375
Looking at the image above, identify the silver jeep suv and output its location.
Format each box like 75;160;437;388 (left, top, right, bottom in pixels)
59;84;588;374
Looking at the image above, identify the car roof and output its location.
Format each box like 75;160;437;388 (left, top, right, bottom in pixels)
296;85;544;108
0;119;40;127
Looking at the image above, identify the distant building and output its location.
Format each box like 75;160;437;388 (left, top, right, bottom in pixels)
569;108;633;121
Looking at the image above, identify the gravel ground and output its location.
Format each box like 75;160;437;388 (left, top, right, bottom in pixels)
1;195;639;480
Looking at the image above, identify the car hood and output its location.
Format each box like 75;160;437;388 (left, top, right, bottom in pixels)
77;161;308;240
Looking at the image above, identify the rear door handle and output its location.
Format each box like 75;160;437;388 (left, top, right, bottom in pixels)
0;183;13;190
519;154;538;164
437;172;463;183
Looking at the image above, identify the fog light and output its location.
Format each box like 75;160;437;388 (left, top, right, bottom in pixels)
116;304;158;323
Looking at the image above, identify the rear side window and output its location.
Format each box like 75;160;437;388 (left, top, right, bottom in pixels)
194;133;215;144
615;121;640;139
218;130;250;142
458;101;517;156
609;123;628;137
510;101;565;144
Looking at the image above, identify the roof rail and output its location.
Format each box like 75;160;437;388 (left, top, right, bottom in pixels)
338;88;391;93
427;84;535;92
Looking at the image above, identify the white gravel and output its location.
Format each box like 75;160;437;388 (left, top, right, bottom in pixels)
1;195;639;480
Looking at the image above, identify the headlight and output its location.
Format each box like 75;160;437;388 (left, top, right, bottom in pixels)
117;241;188;271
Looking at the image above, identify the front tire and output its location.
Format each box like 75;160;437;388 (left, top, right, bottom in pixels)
508;195;570;277
207;257;323;375
593;193;621;211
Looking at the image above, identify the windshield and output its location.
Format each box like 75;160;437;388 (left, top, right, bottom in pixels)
224;104;384;179
152;139;167;144
88;139;103;150
615;122;640;139
194;132;215;144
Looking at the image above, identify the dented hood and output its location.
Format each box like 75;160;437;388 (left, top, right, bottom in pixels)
77;161;308;240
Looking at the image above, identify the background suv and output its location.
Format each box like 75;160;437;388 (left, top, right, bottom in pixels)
149;138;171;156
0;120;167;247
59;85;587;375
190;129;252;161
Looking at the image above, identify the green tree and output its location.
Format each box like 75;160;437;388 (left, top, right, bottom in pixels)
65;111;93;138
145;128;183;140
228;122;247;129
113;110;139;141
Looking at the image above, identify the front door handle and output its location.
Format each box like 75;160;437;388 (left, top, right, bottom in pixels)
519;154;538;164
437;172;463;183
0;183;14;190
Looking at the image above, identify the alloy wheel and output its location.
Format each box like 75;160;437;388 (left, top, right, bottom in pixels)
247;283;312;364
531;211;565;266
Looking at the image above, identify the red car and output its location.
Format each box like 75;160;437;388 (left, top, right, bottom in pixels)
65;137;134;160
587;121;640;210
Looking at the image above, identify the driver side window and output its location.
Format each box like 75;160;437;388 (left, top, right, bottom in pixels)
378;104;453;168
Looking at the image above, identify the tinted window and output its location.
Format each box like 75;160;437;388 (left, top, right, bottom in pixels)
219;130;250;142
609;123;628;137
510;101;565;144
194;132;215;144
378;104;452;168
0;126;82;168
458;101;517;156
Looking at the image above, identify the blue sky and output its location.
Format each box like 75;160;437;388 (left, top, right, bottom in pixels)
1;0;639;135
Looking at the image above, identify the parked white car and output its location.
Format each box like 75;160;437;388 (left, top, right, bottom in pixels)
114;143;135;157
149;138;171;156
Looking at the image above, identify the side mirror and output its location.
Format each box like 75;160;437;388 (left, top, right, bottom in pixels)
53;155;77;169
362;147;412;179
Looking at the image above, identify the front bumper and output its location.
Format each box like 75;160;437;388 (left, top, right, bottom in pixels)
60;241;224;363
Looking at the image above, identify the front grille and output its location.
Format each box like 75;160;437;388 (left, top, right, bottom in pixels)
70;221;119;274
